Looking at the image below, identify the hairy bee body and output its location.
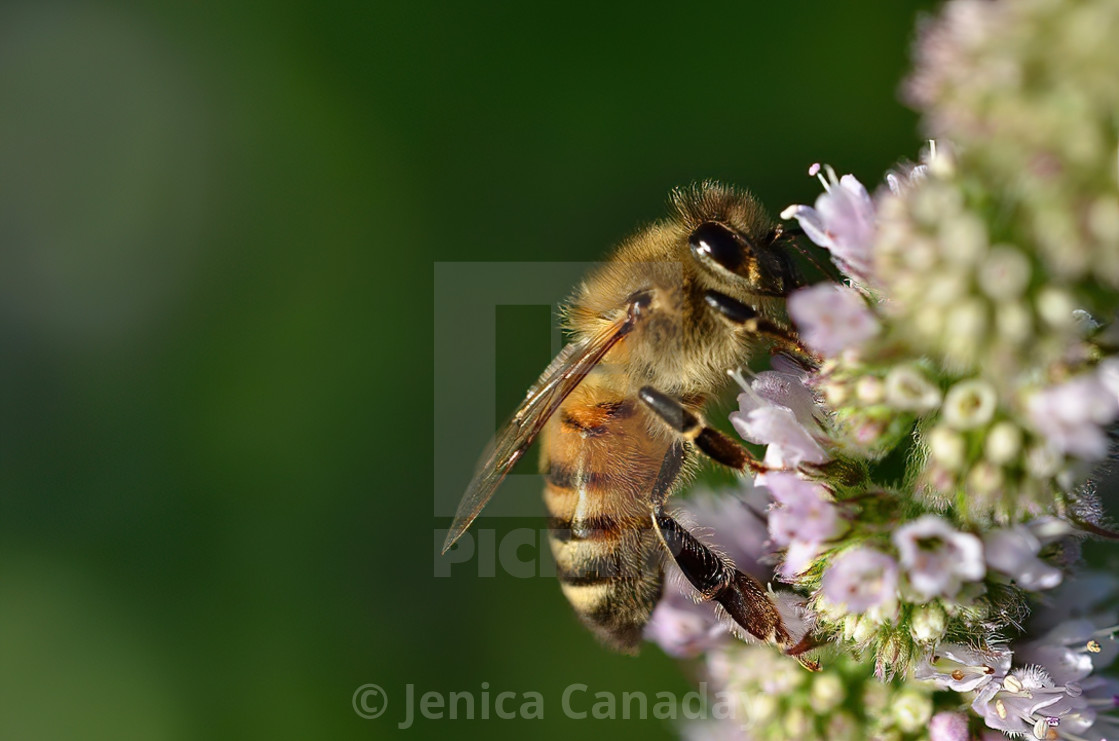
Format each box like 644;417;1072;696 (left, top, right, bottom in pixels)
564;183;794;398
541;184;798;652
444;182;805;656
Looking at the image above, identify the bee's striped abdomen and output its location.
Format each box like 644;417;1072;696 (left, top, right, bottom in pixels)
540;383;672;654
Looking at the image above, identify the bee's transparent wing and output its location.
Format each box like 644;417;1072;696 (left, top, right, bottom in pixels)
441;317;630;553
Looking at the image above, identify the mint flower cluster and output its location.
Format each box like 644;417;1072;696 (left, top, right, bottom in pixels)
645;1;1119;738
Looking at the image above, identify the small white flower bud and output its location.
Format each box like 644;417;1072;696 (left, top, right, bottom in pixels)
926;271;968;305
943;299;988;364
824;380;849;407
1035;209;1084;275
903;237;939;271
893;689;933;734
927;141;954;177
924;464;958;494
928;426;967;470
909;605;948;644
826;711;860;741
939;213;988;265
852;415;887;445
845;615;877;643
856;375;886;405
746;692;777;723
782;706;811;738
985;421;1023;464
915;304;947;339
1026;443;1063;478
841;613;854;644
1037;288;1076;329
810;673;845;713
995;302;1033;344
885;365;942;412
912;182;961;225
979;246;1031;300
877;632;906;670
1088;197;1119;242
942;379;997;429
841;615;860;642
967;460;1004;494
865;600;900;627
862;680;891;713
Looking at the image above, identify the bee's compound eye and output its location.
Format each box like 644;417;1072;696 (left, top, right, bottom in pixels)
689;222;744;272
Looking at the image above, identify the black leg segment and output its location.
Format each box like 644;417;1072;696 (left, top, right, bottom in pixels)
652;504;821;670
638;386;763;473
703;290;758;325
652;505;818;669
702;290;810;358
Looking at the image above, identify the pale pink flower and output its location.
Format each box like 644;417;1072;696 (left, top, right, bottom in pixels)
892;515;985;600
749;369;824;429
983;525;1063;591
780;164;876;280
821;547;898;613
644;598;729;659
779;539;822;579
765;473;843;546
1017;617;1119;685
928;711;969;741
972;667;1079;739
787;283;880;358
730;381;829;469
1026;372;1119;461
914;643;1011;692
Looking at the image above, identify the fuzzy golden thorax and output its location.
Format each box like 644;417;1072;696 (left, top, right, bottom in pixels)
563;182;797;399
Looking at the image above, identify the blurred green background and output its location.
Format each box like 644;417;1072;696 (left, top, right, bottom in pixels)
0;2;937;739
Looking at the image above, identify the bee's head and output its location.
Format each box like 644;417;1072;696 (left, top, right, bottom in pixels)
565;182;804;395
672;181;798;301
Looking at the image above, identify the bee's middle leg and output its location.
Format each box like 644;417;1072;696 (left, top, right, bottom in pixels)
638;385;764;473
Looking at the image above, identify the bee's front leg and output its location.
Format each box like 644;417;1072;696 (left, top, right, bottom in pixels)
638;386;765;473
702;290;810;359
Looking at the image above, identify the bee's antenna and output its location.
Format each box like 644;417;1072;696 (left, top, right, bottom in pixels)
767;224;836;285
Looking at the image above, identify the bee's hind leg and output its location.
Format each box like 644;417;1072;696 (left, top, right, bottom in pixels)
638;386;764;473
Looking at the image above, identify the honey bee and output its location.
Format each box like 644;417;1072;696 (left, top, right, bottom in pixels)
442;182;816;665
